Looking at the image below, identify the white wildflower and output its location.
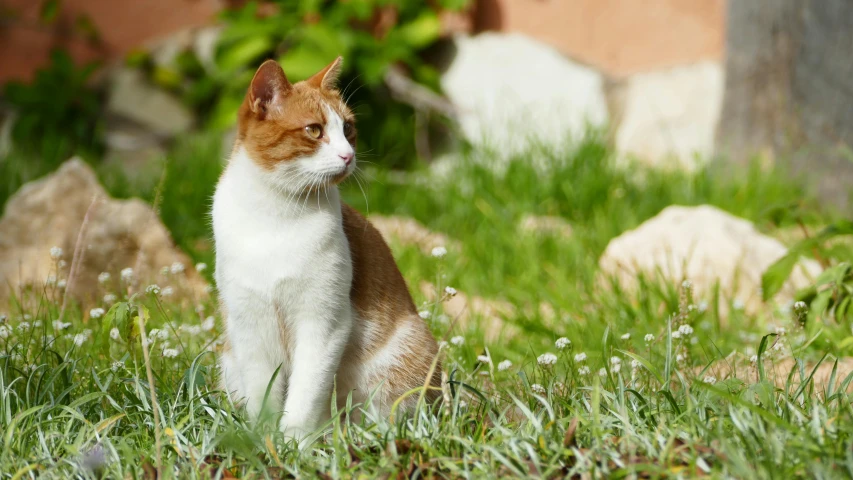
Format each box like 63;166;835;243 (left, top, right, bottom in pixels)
33;321;41;327
103;294;117;304
110;361;123;372
631;359;641;370
450;335;464;346
672;330;682;339
202;316;215;331
458;400;468;408
52;320;71;331
703;375;717;384
160;266;170;276
145;284;160;295
89;308;105;319
610;356;621;365
98;272;111;284
0;326;9;338
444;286;457;296
161;286;174;297
23;314;31;320
149;329;169;341
578;365;590;375
537;352;558;366
497;360;513;371
611;364;621;374
195;262;207;272
121;268;134;282
162;348;179;358
644;334;654;343
555;337;571;349
57;279;66;289
574;352;587;362
182;325;202;336
72;333;88;347
18;322;30;331
46;275;57;286
598;368;607;377
477;354;491;364
732;299;745;311
775;326;787;336
50;246;63;259
698;301;708;313
793;301;807;313
678;325;694;336
110;328;120;341
682;280;692;290
0;314;6;323
170;262;185;275
621;333;631;340
749;354;758;365
676;353;685;363
418;310;432;320
58;260;67;268
436;314;450;324
438;340;448;349
430;246;447;258
531;383;546;394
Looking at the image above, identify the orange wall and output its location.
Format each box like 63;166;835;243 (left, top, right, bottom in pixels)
474;0;725;77
0;0;219;82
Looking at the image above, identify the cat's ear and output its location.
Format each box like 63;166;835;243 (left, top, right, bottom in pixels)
248;60;292;116
306;56;343;91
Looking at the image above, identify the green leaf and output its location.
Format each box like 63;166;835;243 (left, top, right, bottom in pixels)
216;36;274;73
278;46;331;82
761;252;799;301
396;11;441;49
40;0;61;24
757;333;778;381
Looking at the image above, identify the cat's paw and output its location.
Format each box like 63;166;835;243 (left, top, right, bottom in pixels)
280;418;313;448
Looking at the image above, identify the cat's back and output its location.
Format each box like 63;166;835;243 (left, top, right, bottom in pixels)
341;203;418;322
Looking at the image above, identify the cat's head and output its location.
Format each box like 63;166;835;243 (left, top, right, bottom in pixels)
236;57;356;193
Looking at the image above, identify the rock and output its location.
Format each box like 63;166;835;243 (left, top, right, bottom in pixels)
0;158;208;305
440;33;608;157
107;67;193;137
369;215;459;255
598;205;821;314
612;61;724;168
518;214;573;238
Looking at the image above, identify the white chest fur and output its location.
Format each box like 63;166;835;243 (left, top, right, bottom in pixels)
212;148;354;436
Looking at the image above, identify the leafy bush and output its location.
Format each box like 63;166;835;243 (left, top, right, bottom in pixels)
763;220;853;328
149;0;467;168
2;50;104;167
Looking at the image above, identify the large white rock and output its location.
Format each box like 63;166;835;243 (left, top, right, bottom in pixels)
598;205;821;314
614;61;724;169
0;158;207;305
440;33;608;156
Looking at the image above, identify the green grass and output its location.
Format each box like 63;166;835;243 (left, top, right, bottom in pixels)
2;134;853;478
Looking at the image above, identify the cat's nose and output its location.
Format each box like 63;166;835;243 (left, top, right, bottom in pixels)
338;152;354;165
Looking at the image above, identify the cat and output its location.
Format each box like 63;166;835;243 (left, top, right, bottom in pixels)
212;57;442;440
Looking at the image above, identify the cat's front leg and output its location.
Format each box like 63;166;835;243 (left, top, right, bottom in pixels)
279;309;352;440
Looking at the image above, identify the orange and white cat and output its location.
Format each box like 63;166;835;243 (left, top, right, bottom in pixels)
212;58;441;439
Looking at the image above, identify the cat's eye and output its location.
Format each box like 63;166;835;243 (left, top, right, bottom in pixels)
305;124;323;139
343;121;354;136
